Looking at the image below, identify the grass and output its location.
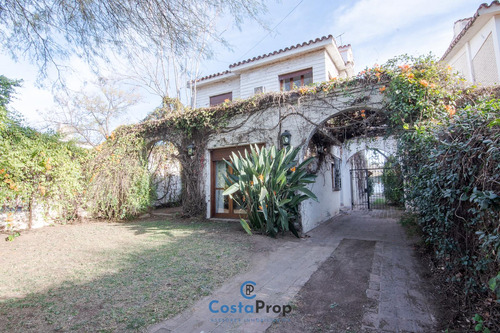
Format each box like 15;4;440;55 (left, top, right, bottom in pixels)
0;218;251;332
371;198;386;205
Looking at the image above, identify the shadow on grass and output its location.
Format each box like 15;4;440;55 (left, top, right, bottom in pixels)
115;218;206;237
0;221;249;332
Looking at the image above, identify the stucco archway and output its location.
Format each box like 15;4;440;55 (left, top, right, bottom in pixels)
297;105;392;232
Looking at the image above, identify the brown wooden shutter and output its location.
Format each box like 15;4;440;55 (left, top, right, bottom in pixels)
278;68;312;81
210;144;264;161
209;92;232;106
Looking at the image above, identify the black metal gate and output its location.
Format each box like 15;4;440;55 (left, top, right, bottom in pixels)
350;168;402;210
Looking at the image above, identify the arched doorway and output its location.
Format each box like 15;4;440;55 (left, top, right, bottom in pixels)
298;107;400;230
298;107;389;230
147;140;182;208
348;149;389;210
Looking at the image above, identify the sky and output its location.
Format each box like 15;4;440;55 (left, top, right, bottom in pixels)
0;0;484;129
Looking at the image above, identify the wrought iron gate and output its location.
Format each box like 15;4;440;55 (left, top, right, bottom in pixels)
350;168;402;210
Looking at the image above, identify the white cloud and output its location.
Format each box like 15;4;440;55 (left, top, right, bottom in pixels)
329;0;481;71
333;0;473;45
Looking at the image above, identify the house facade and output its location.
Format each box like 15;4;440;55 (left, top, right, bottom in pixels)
442;1;500;85
199;84;392;232
193;35;355;108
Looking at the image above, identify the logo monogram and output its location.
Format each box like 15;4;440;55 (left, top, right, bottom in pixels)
240;281;256;299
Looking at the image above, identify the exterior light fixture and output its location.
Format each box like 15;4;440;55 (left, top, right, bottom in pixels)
187;143;195;157
316;142;324;155
281;130;291;147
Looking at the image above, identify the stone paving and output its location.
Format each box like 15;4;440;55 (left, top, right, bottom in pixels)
149;210;436;333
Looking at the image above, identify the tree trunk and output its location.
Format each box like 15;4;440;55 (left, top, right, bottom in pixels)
180;147;206;217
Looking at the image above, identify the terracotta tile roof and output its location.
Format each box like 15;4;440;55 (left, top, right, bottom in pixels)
441;1;500;61
228;34;335;68
194;34;340;83
194;70;231;83
454;17;473;24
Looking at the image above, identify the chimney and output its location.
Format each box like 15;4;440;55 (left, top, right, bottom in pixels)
453;18;472;38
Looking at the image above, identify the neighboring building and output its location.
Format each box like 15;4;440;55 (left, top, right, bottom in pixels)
442;1;500;85
192;35;355;108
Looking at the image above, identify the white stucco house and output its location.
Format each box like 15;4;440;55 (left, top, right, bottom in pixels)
192;35;355;108
194;34;359;231
442;1;500;85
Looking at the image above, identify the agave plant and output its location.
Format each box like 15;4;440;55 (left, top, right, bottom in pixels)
223;145;317;237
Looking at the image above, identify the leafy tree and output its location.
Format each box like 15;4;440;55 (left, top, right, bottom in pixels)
0;75;21;129
45;78;141;146
0;0;266;78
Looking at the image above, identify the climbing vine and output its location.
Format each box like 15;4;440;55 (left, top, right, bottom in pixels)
380;55;500;331
4;56;499;330
0;77;86;228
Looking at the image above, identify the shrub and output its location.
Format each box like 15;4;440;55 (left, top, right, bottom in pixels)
382;156;404;206
0;77;86;227
84;132;155;219
381;55;500;329
223;145;317;237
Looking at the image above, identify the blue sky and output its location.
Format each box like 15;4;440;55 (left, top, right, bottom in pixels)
1;0;483;127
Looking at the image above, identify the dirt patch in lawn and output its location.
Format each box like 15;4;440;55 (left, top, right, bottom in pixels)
0;216;269;332
267;238;376;333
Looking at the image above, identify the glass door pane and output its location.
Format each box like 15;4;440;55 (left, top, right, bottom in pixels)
214;161;229;214
215;189;229;213
211;148;250;218
233;191;246;214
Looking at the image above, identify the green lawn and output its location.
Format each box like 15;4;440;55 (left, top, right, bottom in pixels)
0;218;251;332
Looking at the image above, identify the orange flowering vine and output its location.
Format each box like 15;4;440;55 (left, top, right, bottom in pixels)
419;79;429;87
399;64;410;72
45;158;52;171
39;185;46;196
444;105;456;117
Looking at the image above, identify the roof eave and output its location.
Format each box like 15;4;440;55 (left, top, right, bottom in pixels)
441;1;500;61
192;72;239;88
231;37;335;73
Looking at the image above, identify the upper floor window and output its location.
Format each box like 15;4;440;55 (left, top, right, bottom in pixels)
254;86;265;95
279;68;313;91
210;92;232;106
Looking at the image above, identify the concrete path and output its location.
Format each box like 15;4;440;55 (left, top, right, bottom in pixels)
149;210;436;333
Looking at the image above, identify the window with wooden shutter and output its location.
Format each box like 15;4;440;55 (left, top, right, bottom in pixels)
279;68;313;91
209;92;232;106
